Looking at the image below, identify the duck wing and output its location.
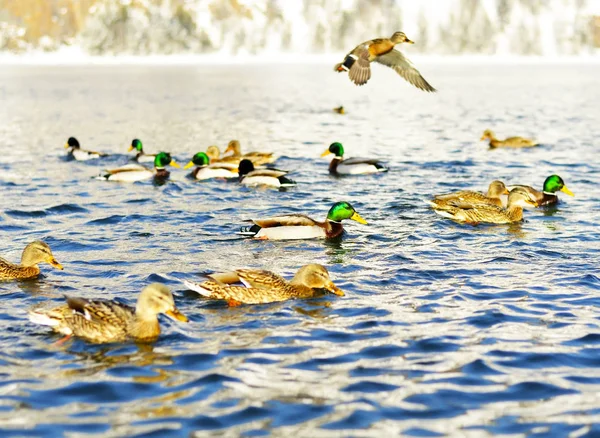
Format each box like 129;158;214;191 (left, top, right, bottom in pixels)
247;169;288;178
341;157;383;165
235;269;289;290
375;49;436;92
104;164;149;175
346;45;372;86
250;214;319;228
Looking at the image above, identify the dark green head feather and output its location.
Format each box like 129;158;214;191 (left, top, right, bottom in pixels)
329;142;344;157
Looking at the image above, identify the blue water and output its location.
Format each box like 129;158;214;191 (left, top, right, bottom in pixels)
0;62;599;436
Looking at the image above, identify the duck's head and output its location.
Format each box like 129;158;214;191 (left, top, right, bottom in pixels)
327;201;367;224
480;130;495;141
321;142;344;159
488;180;510;197
238;159;255;176
507;187;539;208
64;137;80;150
206;146;221;160
154;152;180;170
334;106;345;114
543;175;574;196
184;152;210;169
391;31;414;44
129;138;143;153
292;264;344;296
136;283;188;322
21;240;63;270
225;140;241;156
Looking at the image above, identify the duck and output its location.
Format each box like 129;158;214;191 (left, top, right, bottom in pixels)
128;138;162;163
333;106;346;114
206;145;241;168
98;152;179;182
429;180;510;210
239;201;367;240
28;283;188;343
0;241;63;280
431;187;538;225
64;137;109;161
511;175;574;206
224;140;275;166
184;152;238;180
481;130;538;148
238;159;296;188
334;31;436;91
183;264;344;306
321;142;388;175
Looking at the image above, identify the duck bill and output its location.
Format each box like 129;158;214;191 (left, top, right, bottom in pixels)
561;186;574;196
406;39;414;44
320;149;332;158
48;257;64;270
183;160;195;170
165;308;188;322
169;160;180;168
128;145;134;152
503;188;510;195
479;135;487;141
64;143;70;149
527;199;539;207
350;212;368;224
325;282;344;296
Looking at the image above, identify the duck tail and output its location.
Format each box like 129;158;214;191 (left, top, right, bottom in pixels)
238;224;261;237
28;309;60;327
182;280;212;297
375;163;389;173
278;176;297;187
334;55;357;73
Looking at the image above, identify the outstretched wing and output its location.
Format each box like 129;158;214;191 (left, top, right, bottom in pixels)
375;49;436;92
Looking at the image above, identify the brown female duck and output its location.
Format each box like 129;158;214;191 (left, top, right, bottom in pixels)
334;31;436;91
481;130;538;148
28;283;188;343
183;264;344;305
224;140;275;165
430;180;510;210
0;241;63;280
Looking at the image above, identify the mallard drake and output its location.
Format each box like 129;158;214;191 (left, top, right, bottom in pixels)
481;130;538;148
333;106;346;114
184;152;238;180
511;175;574;206
239;201;367;240
65;137;109;161
429;180;510;210
28;283;188;343
238;159;296;188
431;187;538;225
128;138;162;163
183;264;344;305
0;241;63;280
98;152;179;182
321;142;388;175
225;140;275;165
334;31;436;91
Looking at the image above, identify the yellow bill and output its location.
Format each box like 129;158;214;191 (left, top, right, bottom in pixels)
350;211;368;224
406;39;415;44
183;160;195;170
325;281;344;297
64;143;70;149
48;257;64;270
503;188;510;195
169;160;180;168
321;149;332;157
128;145;134;152
165;308;188;322
561;186;574;196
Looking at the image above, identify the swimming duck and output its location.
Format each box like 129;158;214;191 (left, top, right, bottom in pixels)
334;31;436;91
206;145;241;167
431;187;538;225
238;159;295;188
430;180;510;210
128;139;161;163
0;241;63;280
225;140;275;165
481;130;538;148
321;142;388;175
99;152;179;182
239;201;367;240
183;264;344;305
65;137;109;161
184;152;238;180
511;175;574;206
28;283;188;343
333;106;346;114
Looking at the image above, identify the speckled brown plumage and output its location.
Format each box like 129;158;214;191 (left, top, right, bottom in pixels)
0;241;63;280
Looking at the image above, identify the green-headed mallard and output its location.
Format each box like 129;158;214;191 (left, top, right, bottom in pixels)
98;152;179;182
0;241;63;280
238;159;295;188
128;138;162;163
65;137;109;161
430;180;509;210
239;201;367;240
511;175;574;206
333;106;346;114
431;187;538;225
334;31;436;91
183;264;344;305
225;140;275;165
321;142;388;175
28;283;188;343
184;152;238;180
481;130;538;148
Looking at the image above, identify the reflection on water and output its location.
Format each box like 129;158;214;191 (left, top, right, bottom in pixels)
0;63;599;436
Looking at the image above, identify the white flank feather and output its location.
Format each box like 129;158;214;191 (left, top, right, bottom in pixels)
183;280;212;297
